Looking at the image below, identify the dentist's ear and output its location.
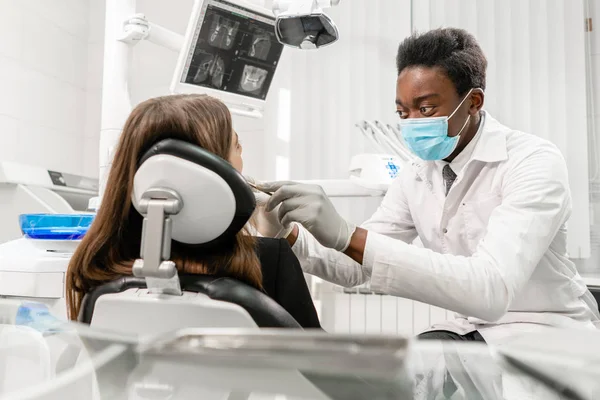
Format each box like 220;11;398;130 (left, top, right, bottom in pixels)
469;88;485;115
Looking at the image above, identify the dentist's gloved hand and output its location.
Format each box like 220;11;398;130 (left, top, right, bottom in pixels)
260;181;357;252
245;176;294;238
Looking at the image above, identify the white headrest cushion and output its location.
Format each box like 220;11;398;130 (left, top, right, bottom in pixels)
132;154;236;244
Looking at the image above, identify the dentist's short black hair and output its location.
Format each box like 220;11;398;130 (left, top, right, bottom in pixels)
396;28;487;96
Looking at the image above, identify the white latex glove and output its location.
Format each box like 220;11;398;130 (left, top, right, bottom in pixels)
260;181;356;252
245;176;294;238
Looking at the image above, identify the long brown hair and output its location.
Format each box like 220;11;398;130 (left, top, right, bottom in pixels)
66;94;262;320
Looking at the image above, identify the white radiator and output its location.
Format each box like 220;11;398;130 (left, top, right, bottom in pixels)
315;281;453;336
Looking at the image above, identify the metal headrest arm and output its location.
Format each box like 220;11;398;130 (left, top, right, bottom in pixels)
132;188;184;296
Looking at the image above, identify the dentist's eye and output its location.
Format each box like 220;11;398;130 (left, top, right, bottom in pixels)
396;110;408;119
420;106;435;115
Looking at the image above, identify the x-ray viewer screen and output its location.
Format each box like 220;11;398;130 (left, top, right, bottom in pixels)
181;0;284;100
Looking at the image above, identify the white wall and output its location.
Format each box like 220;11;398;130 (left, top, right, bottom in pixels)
583;0;600;271
128;0;195;106
0;0;90;174
590;0;600;129
83;0;107;177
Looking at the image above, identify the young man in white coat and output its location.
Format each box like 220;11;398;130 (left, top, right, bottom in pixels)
253;28;600;345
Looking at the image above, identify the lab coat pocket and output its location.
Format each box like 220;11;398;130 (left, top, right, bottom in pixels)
462;193;502;251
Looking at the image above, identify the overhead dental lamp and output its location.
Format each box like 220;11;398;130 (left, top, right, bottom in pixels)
272;0;341;49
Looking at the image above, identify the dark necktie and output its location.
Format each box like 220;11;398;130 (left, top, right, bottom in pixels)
443;164;457;196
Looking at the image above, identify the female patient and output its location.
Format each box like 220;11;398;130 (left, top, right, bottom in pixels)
65;94;320;328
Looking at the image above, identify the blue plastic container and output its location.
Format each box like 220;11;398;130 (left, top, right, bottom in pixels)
15;302;64;333
19;214;95;240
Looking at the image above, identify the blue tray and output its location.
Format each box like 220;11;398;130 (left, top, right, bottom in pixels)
19;214;94;240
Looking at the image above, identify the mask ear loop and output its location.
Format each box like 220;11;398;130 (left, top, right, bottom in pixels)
455;114;471;137
447;88;477;142
447;88;475;121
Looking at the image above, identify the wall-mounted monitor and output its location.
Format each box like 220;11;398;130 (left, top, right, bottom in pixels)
172;0;284;117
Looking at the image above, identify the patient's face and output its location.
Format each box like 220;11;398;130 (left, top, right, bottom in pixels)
229;131;243;172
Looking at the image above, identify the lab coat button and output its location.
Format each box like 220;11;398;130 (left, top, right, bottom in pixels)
443;228;448;234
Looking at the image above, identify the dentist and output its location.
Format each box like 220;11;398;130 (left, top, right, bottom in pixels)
254;27;600;344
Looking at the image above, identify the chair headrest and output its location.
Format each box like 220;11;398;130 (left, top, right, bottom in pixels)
132;139;255;247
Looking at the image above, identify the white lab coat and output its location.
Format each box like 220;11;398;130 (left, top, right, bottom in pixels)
292;111;600;346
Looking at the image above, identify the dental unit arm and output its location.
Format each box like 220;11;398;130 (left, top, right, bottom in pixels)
118;13;184;51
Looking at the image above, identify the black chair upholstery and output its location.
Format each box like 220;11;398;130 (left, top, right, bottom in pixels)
79;275;301;329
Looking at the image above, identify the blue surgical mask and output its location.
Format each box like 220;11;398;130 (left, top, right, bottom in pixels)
398;89;474;161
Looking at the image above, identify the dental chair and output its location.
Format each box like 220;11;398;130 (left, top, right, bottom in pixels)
589;287;600;312
79;139;301;335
